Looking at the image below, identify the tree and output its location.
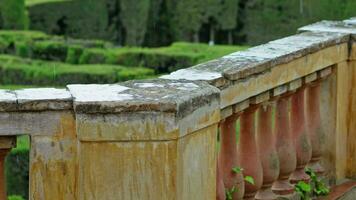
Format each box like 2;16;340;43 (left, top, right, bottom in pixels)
173;0;205;42
217;0;238;44
120;0;151;46
1;0;28;30
202;0;221;44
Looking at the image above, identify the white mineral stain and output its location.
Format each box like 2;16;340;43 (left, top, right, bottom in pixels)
134;83;164;88
344;17;356;26
15;88;72;101
68;84;132;102
299;21;356;34
0;90;16;101
168;82;199;91
160;69;221;81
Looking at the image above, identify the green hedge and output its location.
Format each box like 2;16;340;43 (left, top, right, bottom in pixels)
0;30;112;62
28;0;110;40
0;55;155;86
79;42;248;73
0;31;247;73
0;0;28;30
6;136;30;200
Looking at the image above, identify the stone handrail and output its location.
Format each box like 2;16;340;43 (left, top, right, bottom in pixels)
0;17;355;200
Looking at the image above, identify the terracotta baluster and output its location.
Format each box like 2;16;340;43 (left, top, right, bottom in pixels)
272;93;296;195
290;87;312;183
0;149;10;200
217;159;227;200
0;137;16;200
255;102;279;200
306;81;325;175
239;106;263;199
219;115;244;199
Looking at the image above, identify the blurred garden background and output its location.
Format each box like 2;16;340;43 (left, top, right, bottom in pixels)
0;0;355;199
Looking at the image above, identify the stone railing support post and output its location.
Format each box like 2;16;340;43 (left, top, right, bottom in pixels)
68;81;220;200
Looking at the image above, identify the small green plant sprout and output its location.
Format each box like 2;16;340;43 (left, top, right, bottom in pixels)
232;167;243;174
8;195;24;200
225;186;237;200
305;168;330;196
225;167;255;200
244;176;255;185
295;181;312;200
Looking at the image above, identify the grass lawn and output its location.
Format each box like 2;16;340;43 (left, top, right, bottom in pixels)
25;0;71;6
0;84;43;90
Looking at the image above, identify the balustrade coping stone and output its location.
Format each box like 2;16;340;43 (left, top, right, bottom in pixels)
0;88;72;112
161;26;352;87
299;18;356;39
0;80;220;117
68;79;220;116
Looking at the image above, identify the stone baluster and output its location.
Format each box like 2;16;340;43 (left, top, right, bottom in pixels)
218;114;244;199
0;137;16;200
239;105;263;200
306;80;325;175
255;102;279;200
290;86;312;183
272;93;296;195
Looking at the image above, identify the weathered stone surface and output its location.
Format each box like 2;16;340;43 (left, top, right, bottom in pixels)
15;88;72;111
30;111;77;200
160;67;227;88
250;92;270;105
299;19;356;35
222;31;349;80
0;90;17;112
162;31;348;87
219;44;348;108
288;79;303;91
0;111;72;136
272;85;288;97
68;79;220;117
78;124;217;200
319;67;333;79
0;88;72;112
305;72;318;83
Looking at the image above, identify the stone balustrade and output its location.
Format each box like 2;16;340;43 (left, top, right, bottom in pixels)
0;17;355;200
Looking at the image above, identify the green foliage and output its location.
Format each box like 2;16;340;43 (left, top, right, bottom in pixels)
0;30;113;63
295;181;312;200
8;195;24;200
243;0;356;45
0;55;155;86
66;46;84;64
15;41;32;57
226;166;255;200
31;40;68;61
0;0;28;30
306;168;330;196
295;168;330;200
79;42;248;73
28;0;109;40
120;0;150;46
6;136;30;200
173;0;204;41
225;186;236;200
217;0;238;31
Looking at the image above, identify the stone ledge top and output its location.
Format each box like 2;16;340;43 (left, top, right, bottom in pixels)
299;18;356;36
162;31;349;84
0;88;72;112
68;79;220;116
